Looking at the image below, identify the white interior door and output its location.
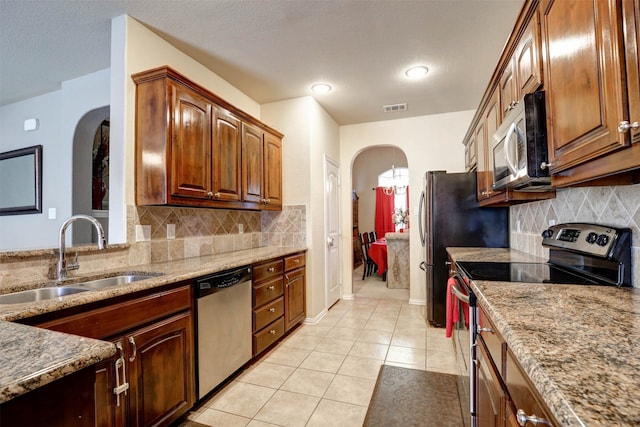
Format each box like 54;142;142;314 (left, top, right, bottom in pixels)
325;156;341;307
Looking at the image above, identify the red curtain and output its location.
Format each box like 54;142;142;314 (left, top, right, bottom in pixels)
375;187;395;239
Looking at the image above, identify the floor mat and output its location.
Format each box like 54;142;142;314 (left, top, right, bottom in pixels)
363;365;464;427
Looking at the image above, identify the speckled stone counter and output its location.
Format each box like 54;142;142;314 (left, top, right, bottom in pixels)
385;232;410;289
447;247;640;426
0;245;306;403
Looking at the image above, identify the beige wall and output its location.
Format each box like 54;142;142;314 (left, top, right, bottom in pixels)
353;147;408;234
262;97;340;320
339;110;475;304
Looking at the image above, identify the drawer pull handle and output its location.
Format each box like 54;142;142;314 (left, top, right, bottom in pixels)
267;267;275;273
477;326;494;334
128;336;137;362
269;329;276;334
268;285;276;291
294;259;300;263
516;409;550;426
269;307;276;312
618;120;639;133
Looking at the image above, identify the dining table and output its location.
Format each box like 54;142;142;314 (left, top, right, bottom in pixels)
368;238;387;277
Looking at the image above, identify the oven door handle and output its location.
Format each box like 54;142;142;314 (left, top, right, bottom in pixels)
450;276;470;304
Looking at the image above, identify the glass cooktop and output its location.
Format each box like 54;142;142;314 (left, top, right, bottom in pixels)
456;261;606;285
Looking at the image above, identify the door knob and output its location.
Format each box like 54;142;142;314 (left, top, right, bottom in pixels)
327;237;334;247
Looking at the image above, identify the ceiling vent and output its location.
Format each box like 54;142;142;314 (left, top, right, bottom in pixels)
383;103;407;113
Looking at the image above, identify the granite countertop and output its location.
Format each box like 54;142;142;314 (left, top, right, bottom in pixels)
447;247;640;426
0;245;306;403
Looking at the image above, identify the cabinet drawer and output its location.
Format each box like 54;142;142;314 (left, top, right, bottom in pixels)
284;253;305;271
253;296;284;331
253;317;284;355
253;276;284;307
506;348;556;426
253;259;284;283
478;305;505;377
36;285;192;339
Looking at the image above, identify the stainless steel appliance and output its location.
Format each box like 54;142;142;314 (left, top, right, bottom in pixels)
491;91;551;192
418;171;509;327
451;222;632;426
194;266;252;399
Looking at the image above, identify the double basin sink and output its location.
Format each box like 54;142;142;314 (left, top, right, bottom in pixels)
0;273;162;305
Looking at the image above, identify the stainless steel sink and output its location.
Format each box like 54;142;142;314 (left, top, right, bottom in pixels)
0;286;91;305
75;274;160;290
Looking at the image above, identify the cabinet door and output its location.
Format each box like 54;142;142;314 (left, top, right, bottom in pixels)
623;0;640;144
500;60;517;119
127;312;195;427
515;10;543;98
478;89;502;201
169;84;213;201
541;0;629;173
477;341;506;427
475;120;489;200
263;132;283;208
284;267;305;331
95;340;127;427
242;122;264;204
212;108;242;202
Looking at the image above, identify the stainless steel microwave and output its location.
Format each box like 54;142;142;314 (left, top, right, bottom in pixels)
491;91;552;192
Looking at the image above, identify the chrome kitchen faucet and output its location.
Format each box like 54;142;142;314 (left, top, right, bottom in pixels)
57;214;106;281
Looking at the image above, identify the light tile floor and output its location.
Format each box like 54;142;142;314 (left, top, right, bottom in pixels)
181;266;457;427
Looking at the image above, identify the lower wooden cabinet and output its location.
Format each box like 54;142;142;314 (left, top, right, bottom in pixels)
252;252;306;355
477;339;507;427
0;366;96;427
30;283;195;427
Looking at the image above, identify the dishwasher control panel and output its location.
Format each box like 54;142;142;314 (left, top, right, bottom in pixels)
195;266;252;297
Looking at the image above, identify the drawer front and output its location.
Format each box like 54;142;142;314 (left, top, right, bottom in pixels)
284;253;305;271
253;276;284;307
506;349;556;426
253;259;284;284
36;285;192;339
253;317;285;356
478;305;505;377
253;296;284;331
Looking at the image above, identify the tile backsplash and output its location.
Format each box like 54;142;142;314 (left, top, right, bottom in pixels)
0;204;306;289
510;184;640;287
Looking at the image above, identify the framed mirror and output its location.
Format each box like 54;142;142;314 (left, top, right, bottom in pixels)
0;145;43;216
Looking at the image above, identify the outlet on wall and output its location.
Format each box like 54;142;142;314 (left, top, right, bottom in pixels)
167;224;176;240
238;223;244;234
135;225;151;242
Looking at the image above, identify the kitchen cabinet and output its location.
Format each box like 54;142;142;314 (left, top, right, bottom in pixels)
284;252;306;331
29;283;195;427
476;304;557;427
0;366;96;427
242;124;283;210
501;10;543;119
133;66;283;211
251;252;306;355
541;0;640;187
252;258;285;356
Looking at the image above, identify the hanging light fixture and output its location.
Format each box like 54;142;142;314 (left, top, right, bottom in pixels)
382;165;407;195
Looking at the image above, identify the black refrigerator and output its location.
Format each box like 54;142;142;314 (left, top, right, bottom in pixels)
418;171;509;327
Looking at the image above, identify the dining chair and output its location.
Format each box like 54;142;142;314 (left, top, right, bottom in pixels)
359;233;376;279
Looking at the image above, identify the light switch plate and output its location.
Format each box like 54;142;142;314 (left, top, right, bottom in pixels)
48;208;56;219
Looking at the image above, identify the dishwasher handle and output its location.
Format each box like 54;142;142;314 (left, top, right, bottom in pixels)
195;266;252;298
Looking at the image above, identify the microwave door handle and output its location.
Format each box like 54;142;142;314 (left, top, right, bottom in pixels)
504;122;518;176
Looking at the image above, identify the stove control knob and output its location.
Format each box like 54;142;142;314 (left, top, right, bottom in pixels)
586;232;598;244
596;234;609;246
541;229;553;238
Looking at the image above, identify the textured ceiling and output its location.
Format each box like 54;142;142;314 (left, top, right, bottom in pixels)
0;0;524;125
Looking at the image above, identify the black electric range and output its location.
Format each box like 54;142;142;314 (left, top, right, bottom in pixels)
457;223;632;287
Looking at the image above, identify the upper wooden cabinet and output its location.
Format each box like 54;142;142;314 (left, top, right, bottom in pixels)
133;66;284;210
541;0;640;186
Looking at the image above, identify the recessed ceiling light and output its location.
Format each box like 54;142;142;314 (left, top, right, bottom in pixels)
311;83;332;94
405;65;429;78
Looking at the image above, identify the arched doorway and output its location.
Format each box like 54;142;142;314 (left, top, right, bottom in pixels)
72;106;110;244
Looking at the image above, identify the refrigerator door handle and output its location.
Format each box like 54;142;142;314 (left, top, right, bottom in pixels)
418;190;426;247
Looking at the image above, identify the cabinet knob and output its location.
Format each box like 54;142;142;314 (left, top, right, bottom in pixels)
267;267;275;273
269;329;276;334
269;307;276;312
214;192;221;199
477;326;494;334
268;285;275;291
516;409;550;426
618;120;639;134
207;191;214;198
539;161;553;170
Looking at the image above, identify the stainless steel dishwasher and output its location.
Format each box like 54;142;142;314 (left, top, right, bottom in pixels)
195;266;252;399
